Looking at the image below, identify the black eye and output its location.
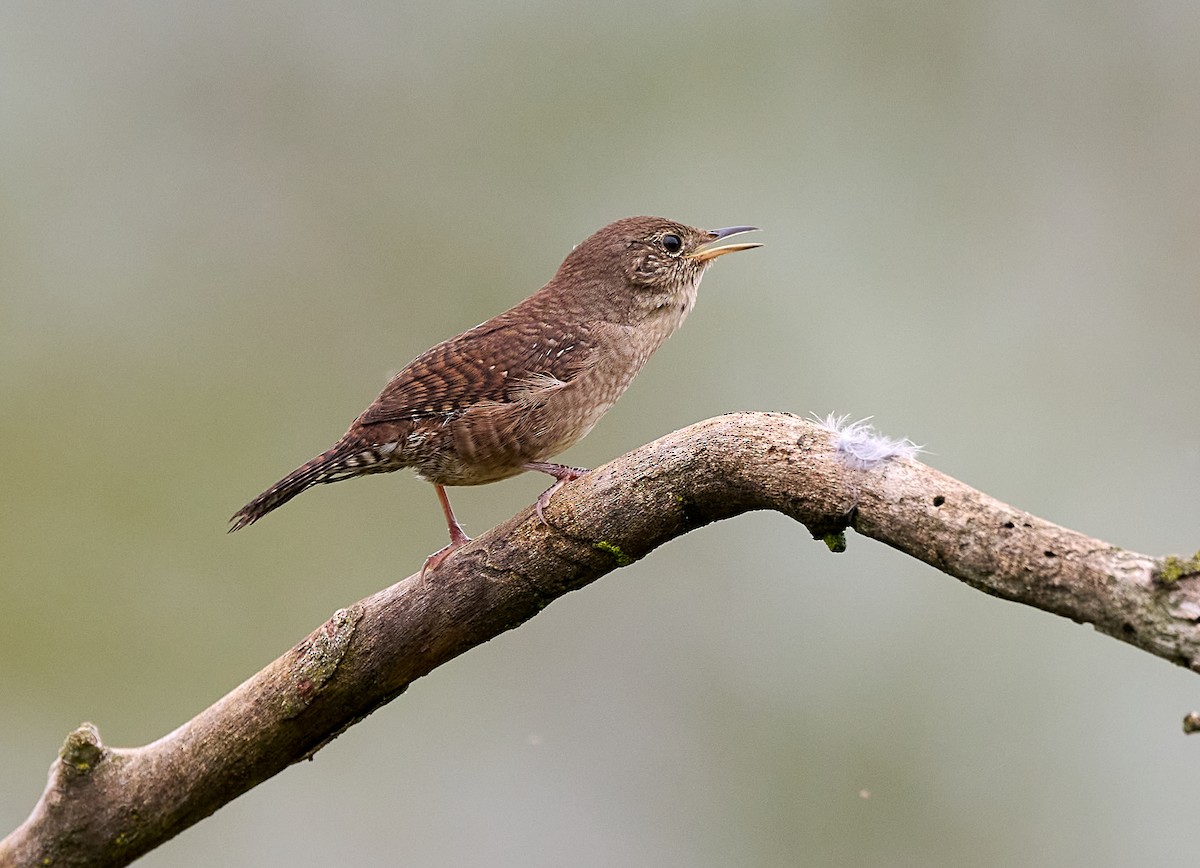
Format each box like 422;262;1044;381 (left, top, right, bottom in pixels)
661;233;682;254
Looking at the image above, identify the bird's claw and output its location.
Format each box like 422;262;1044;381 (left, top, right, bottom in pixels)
534;484;561;526
419;532;471;584
531;465;588;527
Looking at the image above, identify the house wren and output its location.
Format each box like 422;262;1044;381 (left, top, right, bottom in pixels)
230;216;761;575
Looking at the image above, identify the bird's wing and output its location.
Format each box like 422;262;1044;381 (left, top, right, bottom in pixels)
356;316;597;427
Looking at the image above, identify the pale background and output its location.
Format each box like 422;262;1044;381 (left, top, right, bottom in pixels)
3;2;1200;866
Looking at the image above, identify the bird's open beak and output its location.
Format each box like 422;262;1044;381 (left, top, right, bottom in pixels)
688;226;763;262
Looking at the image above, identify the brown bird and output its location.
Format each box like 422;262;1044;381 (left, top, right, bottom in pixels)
230;216;761;576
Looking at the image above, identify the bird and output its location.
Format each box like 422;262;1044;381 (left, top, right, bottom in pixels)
229;216;761;577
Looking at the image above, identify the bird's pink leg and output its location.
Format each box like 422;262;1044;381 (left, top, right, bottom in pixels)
524;462;589;526
421;484;472;581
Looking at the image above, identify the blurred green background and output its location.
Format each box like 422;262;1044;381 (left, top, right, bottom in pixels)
3;1;1200;865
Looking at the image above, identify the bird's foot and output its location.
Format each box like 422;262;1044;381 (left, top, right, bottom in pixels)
524;462;589;526
419;521;472;583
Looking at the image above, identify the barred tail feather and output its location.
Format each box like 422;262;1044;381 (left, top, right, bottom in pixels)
229;443;358;532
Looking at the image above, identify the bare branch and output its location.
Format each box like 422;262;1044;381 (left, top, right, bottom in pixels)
3;412;1196;867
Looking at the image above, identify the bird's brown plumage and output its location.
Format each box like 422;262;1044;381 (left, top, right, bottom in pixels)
230;216;760;573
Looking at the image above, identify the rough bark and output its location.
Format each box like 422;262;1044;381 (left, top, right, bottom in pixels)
3;412;1198;867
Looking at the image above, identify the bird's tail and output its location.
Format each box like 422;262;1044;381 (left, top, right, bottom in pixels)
229;442;366;532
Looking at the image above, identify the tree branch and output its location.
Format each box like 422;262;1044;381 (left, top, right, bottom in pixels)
4;412;1197;867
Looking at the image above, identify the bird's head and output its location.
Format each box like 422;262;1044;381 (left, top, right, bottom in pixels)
551;216;761;323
